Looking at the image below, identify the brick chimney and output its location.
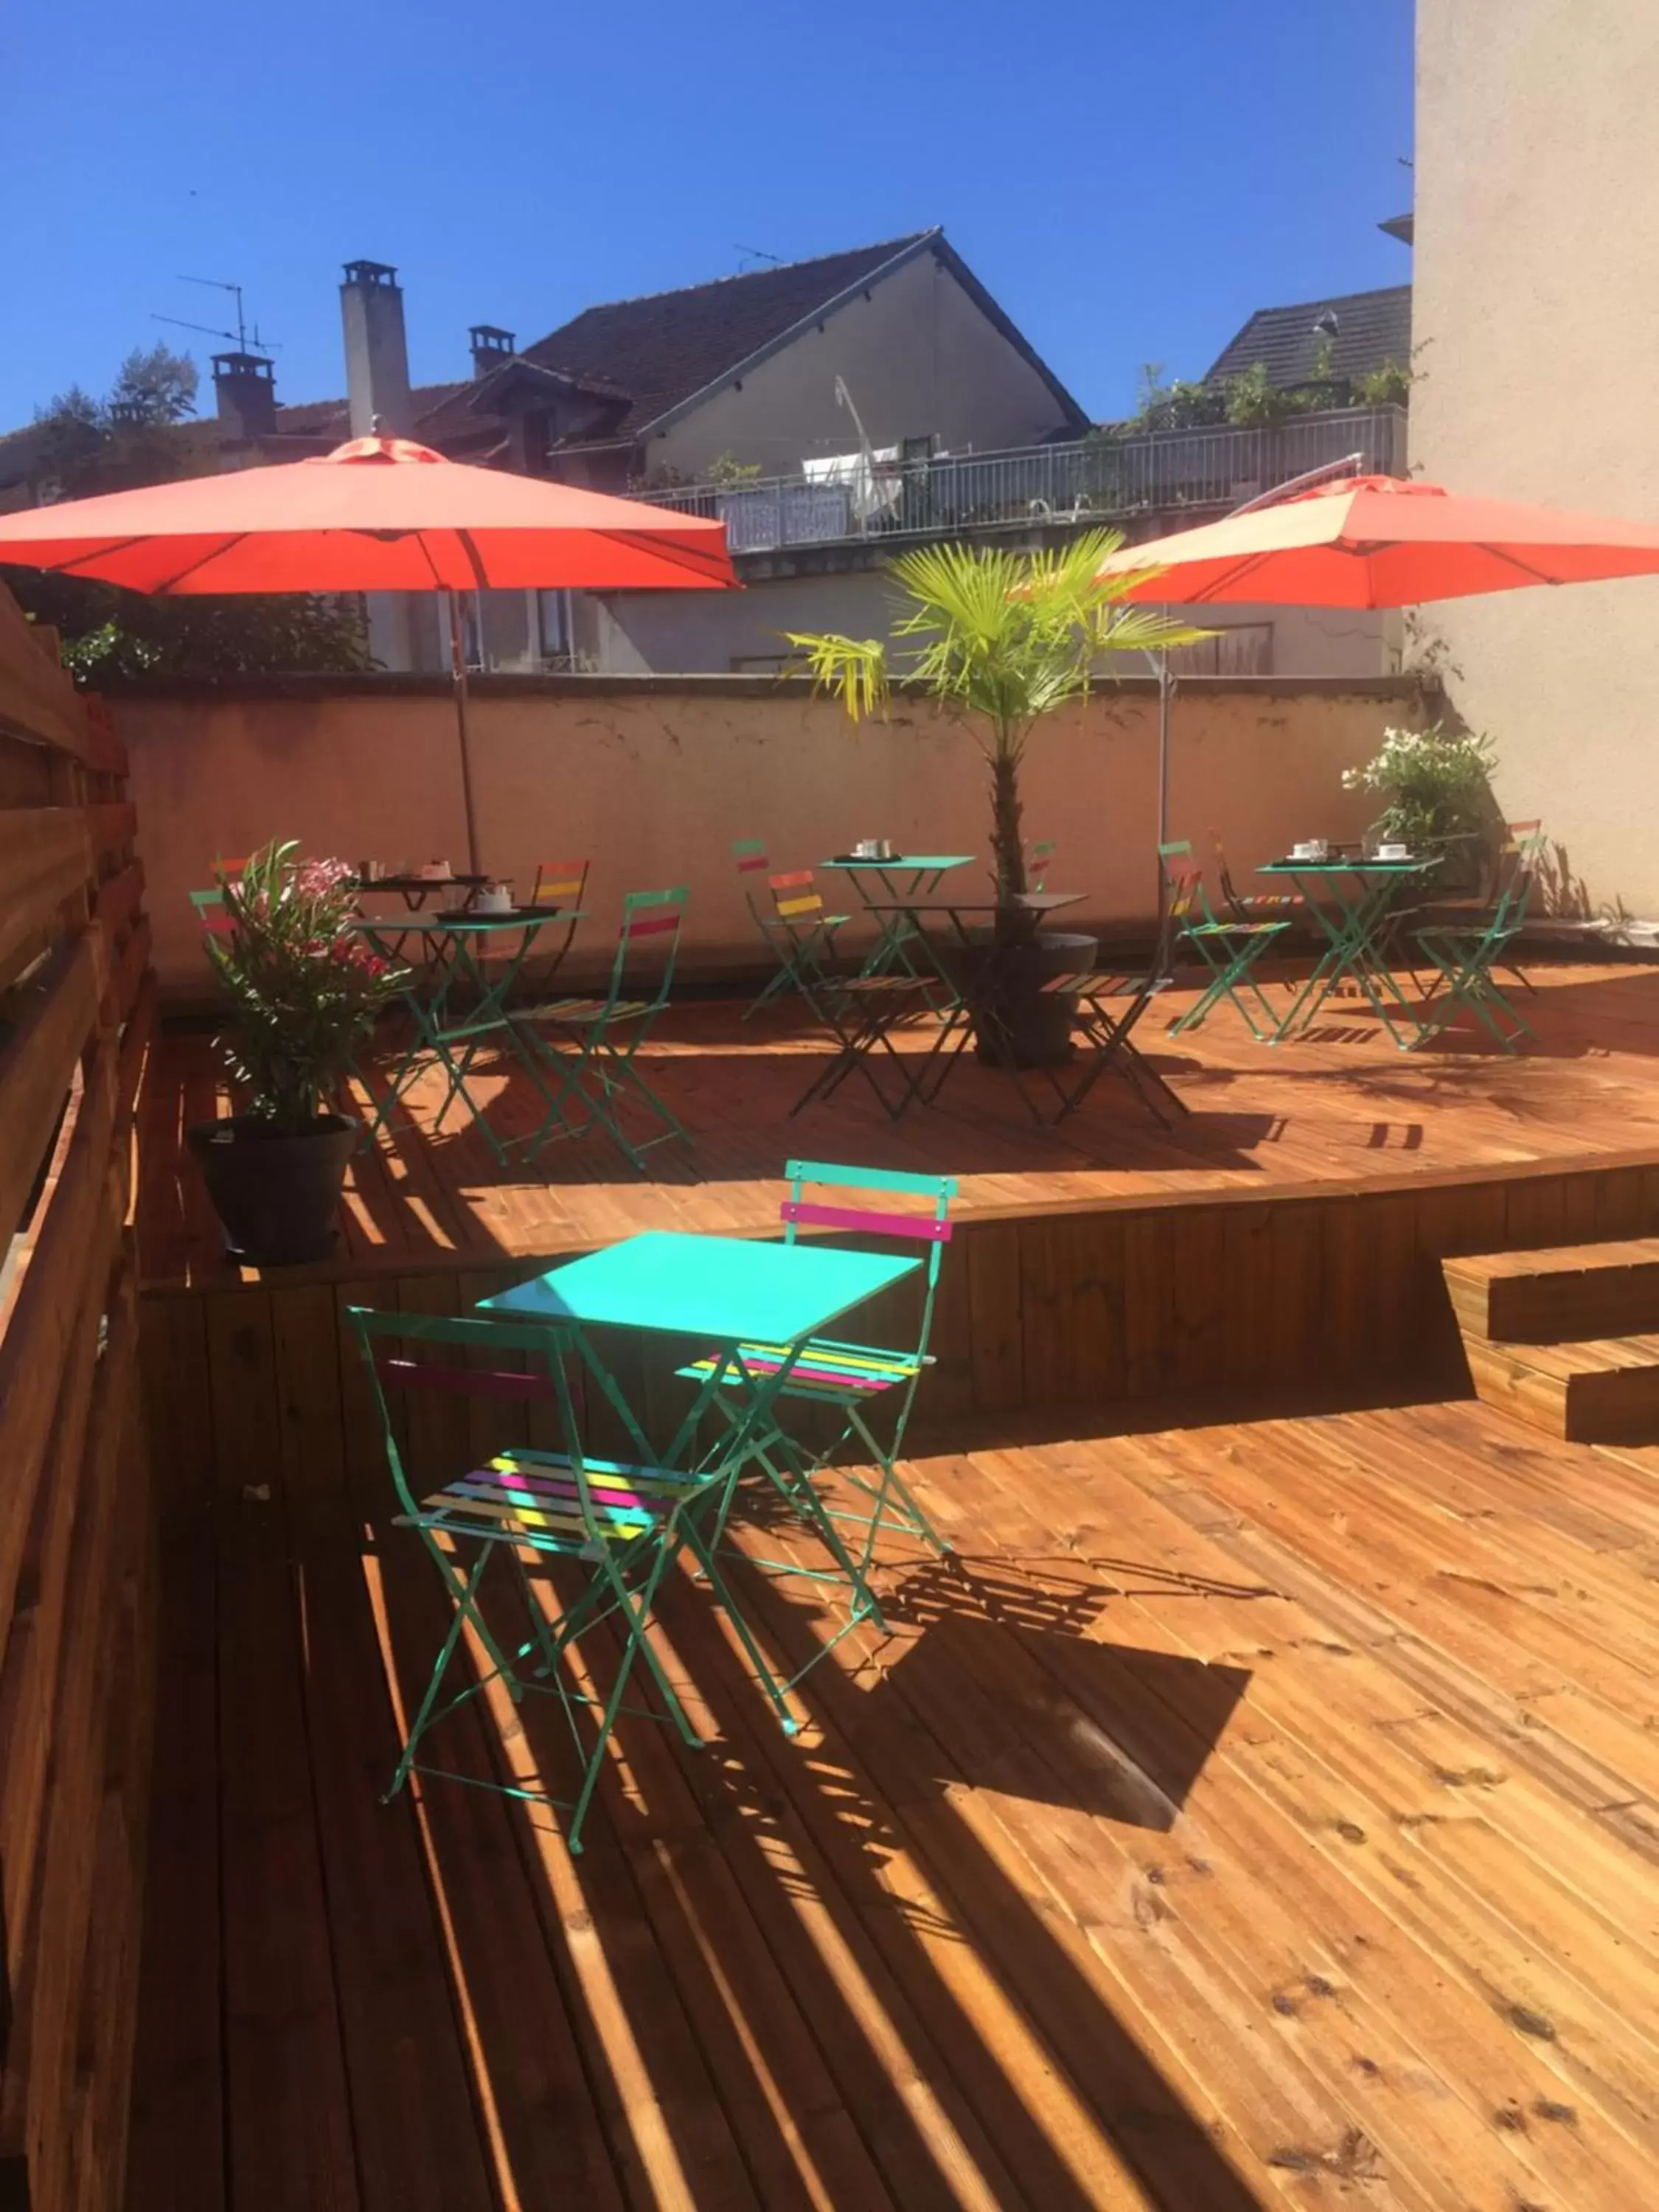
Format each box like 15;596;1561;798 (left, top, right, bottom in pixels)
340;260;412;437
212;351;277;439
470;324;515;379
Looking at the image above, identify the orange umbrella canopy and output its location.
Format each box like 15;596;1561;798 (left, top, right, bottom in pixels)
0;434;737;594
1097;474;1659;608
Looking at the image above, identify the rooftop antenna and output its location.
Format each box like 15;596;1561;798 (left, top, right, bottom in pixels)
735;243;783;271
152;274;281;354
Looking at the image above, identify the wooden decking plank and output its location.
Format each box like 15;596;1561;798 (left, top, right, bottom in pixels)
204;1288;363;2212
987;1433;1659;2210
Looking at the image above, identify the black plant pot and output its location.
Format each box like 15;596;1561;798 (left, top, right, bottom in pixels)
945;932;1100;1069
187;1113;355;1267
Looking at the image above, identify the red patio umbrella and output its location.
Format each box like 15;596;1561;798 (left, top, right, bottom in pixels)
0;434;738;868
1097;473;1659;606
1092;473;1659;849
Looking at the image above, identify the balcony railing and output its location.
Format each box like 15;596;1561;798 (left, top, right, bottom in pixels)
633;406;1407;557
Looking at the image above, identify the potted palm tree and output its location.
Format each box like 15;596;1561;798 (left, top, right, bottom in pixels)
187;841;406;1265
788;530;1200;1060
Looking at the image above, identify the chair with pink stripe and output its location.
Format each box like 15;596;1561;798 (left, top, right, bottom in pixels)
509;885;691;1169
345;1300;748;1854
676;1158;956;1571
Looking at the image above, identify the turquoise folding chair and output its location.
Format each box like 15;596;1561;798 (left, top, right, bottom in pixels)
511;886;692;1169
1163;855;1290;1040
735;841;852;1019
1414;825;1547;1052
676;1160;956;1576
188;886;235;940
346;1303;757;1854
1026;837;1057;891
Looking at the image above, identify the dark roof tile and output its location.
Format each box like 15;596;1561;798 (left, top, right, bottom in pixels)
1206;285;1412;388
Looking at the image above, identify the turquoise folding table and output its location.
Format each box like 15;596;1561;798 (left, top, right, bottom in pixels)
479;1228;920;1728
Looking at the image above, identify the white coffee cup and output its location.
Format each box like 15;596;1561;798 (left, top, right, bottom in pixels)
1377;841;1409;860
476;883;512;914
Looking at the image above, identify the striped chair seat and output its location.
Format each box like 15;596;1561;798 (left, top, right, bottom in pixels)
1040;970;1137;996
765;911;851;933
403;1449;702;1554
678;1338;921;1401
1186;918;1290;940
518;995;654;1024
834;974;934;996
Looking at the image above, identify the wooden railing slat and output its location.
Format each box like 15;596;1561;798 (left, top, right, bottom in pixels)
0;590;88;762
0;581;153;2211
0;811;93;981
0;933;103;1250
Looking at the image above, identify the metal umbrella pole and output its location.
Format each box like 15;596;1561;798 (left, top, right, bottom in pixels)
446;589;483;878
1147;449;1368;921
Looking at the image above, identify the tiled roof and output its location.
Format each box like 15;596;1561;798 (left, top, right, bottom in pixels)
1205;285;1413;388
514;234;934;437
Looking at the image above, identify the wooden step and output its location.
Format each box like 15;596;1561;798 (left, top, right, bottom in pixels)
1464;1329;1659;1442
1442;1237;1659;1343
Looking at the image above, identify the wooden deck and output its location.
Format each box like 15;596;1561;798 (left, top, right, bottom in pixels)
125;1391;1659;2211
139;961;1659;1292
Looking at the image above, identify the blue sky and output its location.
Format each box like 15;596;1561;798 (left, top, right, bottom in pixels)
2;0;1413;434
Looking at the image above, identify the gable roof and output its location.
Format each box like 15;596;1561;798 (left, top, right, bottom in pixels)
1205;284;1413;388
409;229;1086;448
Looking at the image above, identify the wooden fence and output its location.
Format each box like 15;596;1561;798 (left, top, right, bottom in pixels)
0;585;156;2211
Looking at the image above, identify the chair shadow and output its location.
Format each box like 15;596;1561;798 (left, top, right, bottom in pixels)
386;1514;1272;2211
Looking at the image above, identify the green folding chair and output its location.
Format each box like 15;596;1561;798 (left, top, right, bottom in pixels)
1413;825;1547;1052
676;1160;956;1577
735;841;852;1020
510;886;692;1169
1026;837;1057;891
1163;855;1290;1040
346;1303;756;1854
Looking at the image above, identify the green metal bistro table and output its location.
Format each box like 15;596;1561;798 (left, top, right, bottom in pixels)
821;853;975;987
358;908;579;1161
479;1230;920;1729
1259;858;1431;1050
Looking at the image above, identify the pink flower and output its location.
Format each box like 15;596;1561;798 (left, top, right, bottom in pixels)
297;856;353;897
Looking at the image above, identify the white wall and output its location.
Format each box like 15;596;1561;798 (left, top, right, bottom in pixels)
594;576;1390;678
1413;0;1659;917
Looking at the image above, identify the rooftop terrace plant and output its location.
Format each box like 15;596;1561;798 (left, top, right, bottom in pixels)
207;841;406;1133
787;532;1203;925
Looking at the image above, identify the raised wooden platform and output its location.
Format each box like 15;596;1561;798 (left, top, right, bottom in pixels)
136;964;1659;1478
139;961;1659;1293
125;1395;1659;2209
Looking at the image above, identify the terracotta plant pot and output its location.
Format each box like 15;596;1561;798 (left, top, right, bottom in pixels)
186;1113;355;1267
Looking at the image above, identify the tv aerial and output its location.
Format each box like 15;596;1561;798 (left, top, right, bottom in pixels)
152;276;280;355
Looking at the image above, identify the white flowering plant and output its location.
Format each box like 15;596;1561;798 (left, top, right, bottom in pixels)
1340;722;1498;863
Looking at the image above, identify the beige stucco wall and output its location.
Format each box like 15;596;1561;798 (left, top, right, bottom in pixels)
647;249;1074;483
119;676;1412;1001
1413;0;1659;916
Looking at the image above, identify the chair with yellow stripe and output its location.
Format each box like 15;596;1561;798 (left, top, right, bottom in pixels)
346;1302;750;1854
512;855;588;992
675;1160;956;1574
748;858;852;1018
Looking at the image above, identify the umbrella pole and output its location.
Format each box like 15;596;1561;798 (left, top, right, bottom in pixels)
446;590;482;877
